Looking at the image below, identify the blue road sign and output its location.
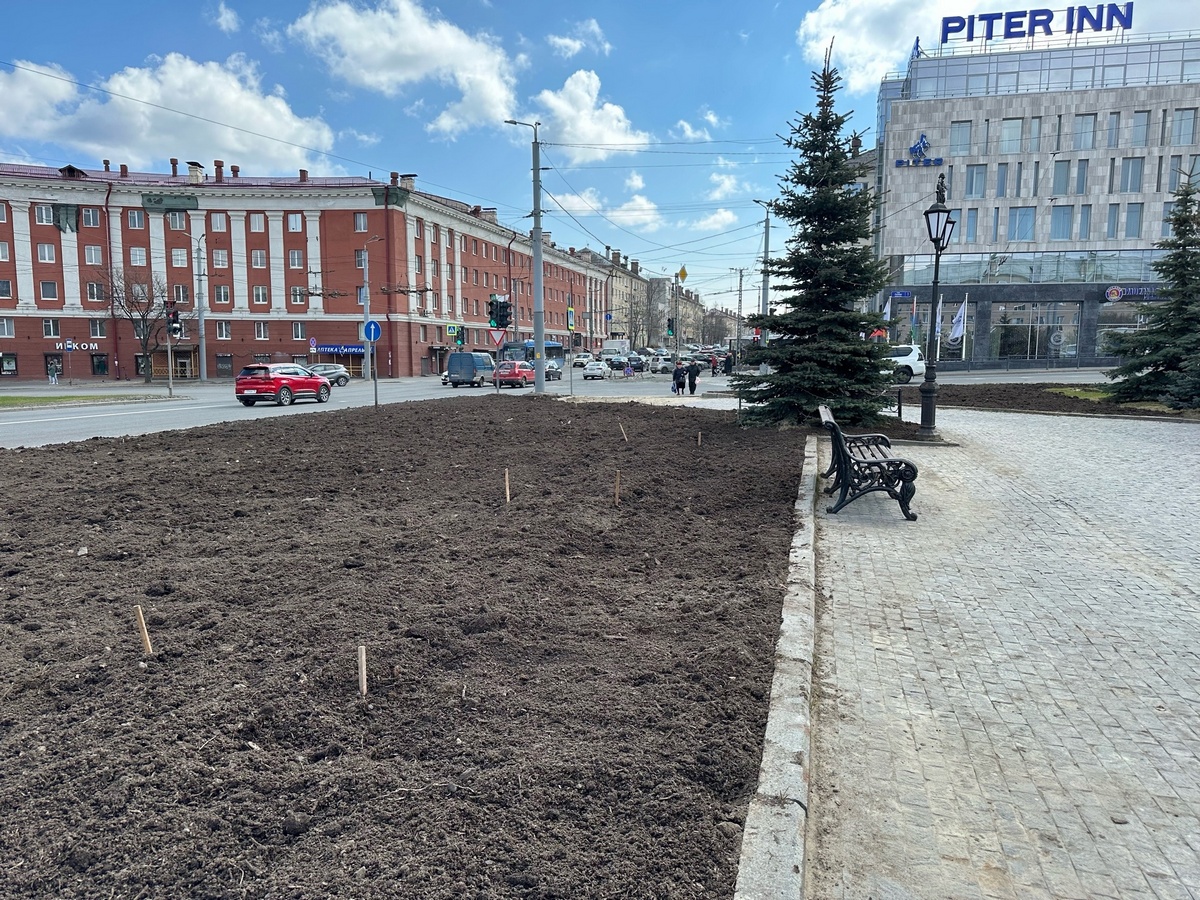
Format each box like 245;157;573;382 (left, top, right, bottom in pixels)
364;320;382;342
890;291;913;298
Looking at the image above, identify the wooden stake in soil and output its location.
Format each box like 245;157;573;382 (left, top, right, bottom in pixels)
618;423;628;442
357;645;368;697
504;468;511;504
697;431;702;446
614;470;622;506
133;604;153;655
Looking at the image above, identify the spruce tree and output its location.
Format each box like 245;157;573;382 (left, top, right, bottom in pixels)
731;49;891;427
1105;177;1200;407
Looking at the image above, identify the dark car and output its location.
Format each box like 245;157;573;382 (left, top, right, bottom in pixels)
305;362;351;387
625;353;645;372
235;364;331;406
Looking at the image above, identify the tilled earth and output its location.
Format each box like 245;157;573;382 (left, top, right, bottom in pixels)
0;382;1172;899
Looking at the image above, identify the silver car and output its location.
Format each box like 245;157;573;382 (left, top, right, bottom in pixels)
305;363;351;387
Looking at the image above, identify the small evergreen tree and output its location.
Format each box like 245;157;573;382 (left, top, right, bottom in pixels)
1106;177;1200;407
731;49;891;426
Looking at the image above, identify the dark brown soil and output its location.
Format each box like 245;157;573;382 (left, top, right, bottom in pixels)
898;381;1190;419
0;396;805;899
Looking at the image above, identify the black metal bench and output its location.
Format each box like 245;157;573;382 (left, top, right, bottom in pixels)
818;404;919;521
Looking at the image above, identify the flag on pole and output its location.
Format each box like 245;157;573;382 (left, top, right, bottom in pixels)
881;298;892;322
934;297;945;336
950;300;967;341
911;36;922;59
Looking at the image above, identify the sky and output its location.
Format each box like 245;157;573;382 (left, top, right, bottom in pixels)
1;0;1190;312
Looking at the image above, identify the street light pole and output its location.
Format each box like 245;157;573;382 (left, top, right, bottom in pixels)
505;119;545;393
362;235;381;381
753;199;771;374
193;233;207;381
919;174;956;438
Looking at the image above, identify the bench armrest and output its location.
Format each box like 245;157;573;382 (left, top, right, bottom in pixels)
843;432;892;449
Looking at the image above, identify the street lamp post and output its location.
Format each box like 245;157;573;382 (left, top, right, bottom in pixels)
919;174;957;438
193;233;207;381
361;235;382;381
752;199;771;375
504;119;545;393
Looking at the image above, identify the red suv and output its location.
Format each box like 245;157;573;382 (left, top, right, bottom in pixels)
235;364;331;406
492;360;536;388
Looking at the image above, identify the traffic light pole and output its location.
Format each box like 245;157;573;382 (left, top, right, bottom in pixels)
506;119;545;393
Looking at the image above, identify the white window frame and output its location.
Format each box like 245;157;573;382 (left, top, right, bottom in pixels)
210;212;227;232
83;245;102;265
216;321;232;340
0;316;15;336
354;212;368;232
287;213;303;232
171;248;188;267
43;317;61;337
0;242;7;262
0;204;7;223
82;208;101;227
251;249;267;268
249;213;265;233
90;318;107;338
292;321;306;340
253;285;268;305
87;282;104;301
167;210;186;230
291;286;306;304
128;209;145;229
213;249;229;269
36;204;54;225
214;284;231;304
0;281;12;299
37;243;56;263
173;284;189;304
129;247;147;267
254;321;269;340
288;249;303;269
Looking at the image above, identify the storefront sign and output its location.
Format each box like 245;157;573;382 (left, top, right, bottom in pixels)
1104;285;1159;301
55;341;100;351
895;133;944;168
941;3;1133;44
315;344;365;355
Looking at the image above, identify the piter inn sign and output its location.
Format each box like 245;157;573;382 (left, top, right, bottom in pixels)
942;2;1133;43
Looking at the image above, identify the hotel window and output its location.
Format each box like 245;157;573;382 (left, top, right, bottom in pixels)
1079;205;1092;239
1027;117;1041;152
167;210;186;230
1162;202;1176;237
87;282;104;301
86;245;103;265
90;318;106;338
1125;203;1143;238
171;248;188;267
1131;110;1150;147
1008;207;1034;241
216;321;231;340
214;284;230;303
43;318;61;337
354;212;368;232
37;243;56;263
128;209;145;229
291;286;306;304
1120;157;1144;192
293;321;306;340
1075;159;1089;195
996;163;1009;198
249;213;265;232
254;321;269;340
41;282;59;300
287;213;303;232
1052;160;1070;196
1106;203;1120;238
1050;205;1073;240
210;212;227;232
251;249;267;268
999;118;1022;153
213;249;228;268
253;285;268;305
964;209;978;242
964;165;987;198
289;249;303;269
82;208;101;227
1107;112;1121;148
1171;108;1196;146
173;284;189;304
1073;114;1096;150
129;247;147;266
36;204;54;225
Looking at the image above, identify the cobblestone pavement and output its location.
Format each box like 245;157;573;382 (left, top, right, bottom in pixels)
808;410;1200;900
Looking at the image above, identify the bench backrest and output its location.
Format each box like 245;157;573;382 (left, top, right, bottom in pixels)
818;404;855;471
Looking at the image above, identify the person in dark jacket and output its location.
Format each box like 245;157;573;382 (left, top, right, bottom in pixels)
686;361;702;395
671;361;687;397
722;354;734;376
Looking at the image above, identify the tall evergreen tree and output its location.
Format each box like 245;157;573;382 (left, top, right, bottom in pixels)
731;49;891;427
1106;177;1200;407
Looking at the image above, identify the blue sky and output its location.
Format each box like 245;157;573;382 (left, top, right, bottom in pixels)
1;0;1189;309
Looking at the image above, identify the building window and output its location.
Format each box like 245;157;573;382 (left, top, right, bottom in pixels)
1106;203;1120;238
43;318;61;337
89;318;107;339
1052;160;1070;196
996;163;1009;198
964;165;987;199
354;212;368;232
1169;155;1184;191
0;281;10;299
461;265;467;284
0;242;7;262
473;269;479;285
87;282;104;301
211;212;227;232
431;224;439;244
430;258;440;279
167;210;186;230
1026;116;1041;153
129;247;147;267
1050;205;1073;240
1075;159;1089;195
214;284;231;303
0;205;8;223
1125;203;1143;238
1073;114;1096;150
419;324;427;342
1120;157;1144;192
251;249;267;268
415;255;423;274
291;286;306;304
1008;207;1035;241
355;249;366;269
1079;204;1092;239
1107;112;1121;148
1162;201;1176;237
82;207;101;227
213;249;228;268
292;321;306;340
216;321;232;340
0;315;12;335
37;243;56;263
131;284;148;302
1171;108;1196;146
173;284;189;304
35;204;54;225
289;249;303;269
171;248;188;267
128;209;145;229
287;213;303;232
999;118;1022;153
253;285;268;305
415;220;424;240
254;321;269;340
249;213;265;232
472;239;479;255
1131;110;1150;147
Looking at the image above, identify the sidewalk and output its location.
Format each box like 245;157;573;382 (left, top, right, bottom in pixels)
756;408;1200;898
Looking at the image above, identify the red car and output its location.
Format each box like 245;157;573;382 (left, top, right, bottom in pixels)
235;363;331;406
492;360;536;388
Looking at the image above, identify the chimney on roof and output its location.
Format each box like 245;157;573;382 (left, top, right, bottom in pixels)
631;260;640;276
400;174;415;190
186;161;204;184
102;159;110;172
170;158;178;177
390;171;399;185
569;247;576;255
119;164;128;178
851;135;862;157
299;169;308;183
214;160;224;183
611;249;621;265
230;164;239;178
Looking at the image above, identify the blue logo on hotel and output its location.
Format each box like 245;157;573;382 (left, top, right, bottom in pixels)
895;134;944;168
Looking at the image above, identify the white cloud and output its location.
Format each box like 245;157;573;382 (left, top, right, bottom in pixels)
0;54;335;173
673;119;710;141
254;18;284;53
547;19;612;59
707;172;743;201
288;0;517;136
533;70;650;163
611;194;665;232
548;186;605;217
624;170;644;191
701;109;725;129
339;127;381;147
689;208;738;232
213;1;241;33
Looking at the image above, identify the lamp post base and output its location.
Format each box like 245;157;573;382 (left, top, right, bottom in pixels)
918;377;938;438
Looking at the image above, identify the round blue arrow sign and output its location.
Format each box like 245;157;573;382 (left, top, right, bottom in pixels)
364;320;382;342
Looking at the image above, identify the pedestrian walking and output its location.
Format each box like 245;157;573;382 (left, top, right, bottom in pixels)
48;362;59;385
686;360;701;396
710;355;718;377
671;361;687;398
723;354;733;376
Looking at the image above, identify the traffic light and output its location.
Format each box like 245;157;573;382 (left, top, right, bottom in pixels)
572;333;582;347
487;297;498;327
168;322;182;339
494;299;512;330
667;317;675;337
455;328;465;346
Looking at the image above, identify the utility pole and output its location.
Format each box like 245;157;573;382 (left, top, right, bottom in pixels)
754;200;771;374
194;233;207;381
505;119;545;393
732;267;745;366
361;235;381;380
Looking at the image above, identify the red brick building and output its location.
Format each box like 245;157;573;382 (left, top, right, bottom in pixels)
0;160;614;381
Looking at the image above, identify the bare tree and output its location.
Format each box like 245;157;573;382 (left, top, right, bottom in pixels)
90;265;171;383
